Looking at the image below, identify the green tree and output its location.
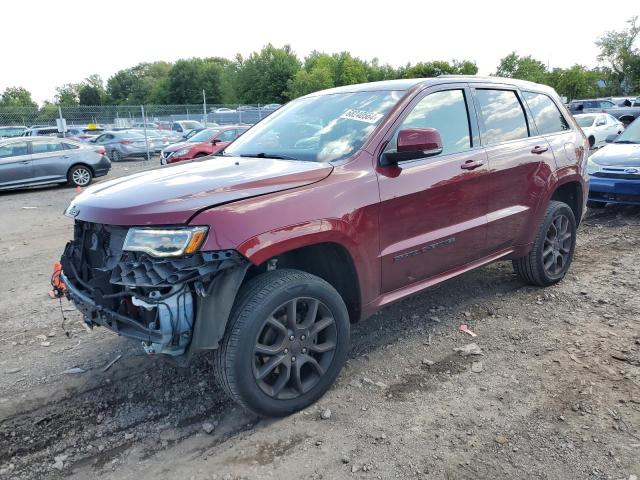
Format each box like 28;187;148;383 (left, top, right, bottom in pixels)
235;44;301;103
0;86;37;107
405;60;478;78
55;83;80;106
166;58;224;104
495;52;548;83
78;74;105;105
546;65;602;101
596;16;640;94
106;62;172;104
287;66;334;98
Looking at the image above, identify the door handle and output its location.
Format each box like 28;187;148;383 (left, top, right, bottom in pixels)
21;161;30;164
531;145;549;154
460;159;484;170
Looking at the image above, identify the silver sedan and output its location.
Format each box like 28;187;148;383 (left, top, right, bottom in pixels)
0;137;111;190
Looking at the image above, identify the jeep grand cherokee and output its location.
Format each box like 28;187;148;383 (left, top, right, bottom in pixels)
60;77;589;417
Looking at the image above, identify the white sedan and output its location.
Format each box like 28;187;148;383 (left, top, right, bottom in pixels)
575;113;625;148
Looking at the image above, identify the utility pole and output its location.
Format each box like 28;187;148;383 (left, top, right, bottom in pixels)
203;89;207;126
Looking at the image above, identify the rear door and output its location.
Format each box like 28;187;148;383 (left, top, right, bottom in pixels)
30;139;70;183
376;84;489;294
472;86;556;251
0;141;32;188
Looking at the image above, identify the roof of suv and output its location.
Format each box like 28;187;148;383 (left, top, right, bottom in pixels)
305;76;556;96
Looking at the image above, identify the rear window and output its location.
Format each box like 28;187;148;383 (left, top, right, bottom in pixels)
523;92;570;135
575;115;595;128
476;89;528;145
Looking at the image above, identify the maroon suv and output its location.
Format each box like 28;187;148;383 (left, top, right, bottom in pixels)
60;77;589;417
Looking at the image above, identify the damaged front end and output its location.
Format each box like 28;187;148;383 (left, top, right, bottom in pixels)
60;221;249;359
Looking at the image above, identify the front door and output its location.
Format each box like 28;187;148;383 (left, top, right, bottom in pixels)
376;85;489;294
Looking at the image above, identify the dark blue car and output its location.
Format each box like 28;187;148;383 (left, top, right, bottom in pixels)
587;117;640;207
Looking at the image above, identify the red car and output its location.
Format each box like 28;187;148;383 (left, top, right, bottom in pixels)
160;126;248;164
60;77;588;417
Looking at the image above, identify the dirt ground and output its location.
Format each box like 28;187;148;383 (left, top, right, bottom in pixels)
0;158;639;480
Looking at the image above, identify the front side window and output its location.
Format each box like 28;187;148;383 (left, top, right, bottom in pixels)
189;128;219;143
523;91;570;135
0;142;29;158
225;90;404;162
384;89;471;156
476;89;528;145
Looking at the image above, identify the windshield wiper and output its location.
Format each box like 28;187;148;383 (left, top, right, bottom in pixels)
613;140;640;144
239;153;299;160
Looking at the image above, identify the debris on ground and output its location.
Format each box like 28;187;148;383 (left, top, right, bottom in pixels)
102;354;123;372
62;367;85;375
459;324;477;337
320;409;332;420
454;343;483;356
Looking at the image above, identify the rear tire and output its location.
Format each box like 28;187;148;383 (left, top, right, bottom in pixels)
213;269;350;417
67;165;93;187
588;136;595;148
513;201;576;287
110;149;122;162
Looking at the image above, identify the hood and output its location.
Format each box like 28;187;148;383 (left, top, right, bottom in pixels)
69;157;333;225
591;143;640;166
164;141;194;152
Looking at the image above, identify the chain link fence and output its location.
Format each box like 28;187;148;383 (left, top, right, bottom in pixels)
0;104;277;130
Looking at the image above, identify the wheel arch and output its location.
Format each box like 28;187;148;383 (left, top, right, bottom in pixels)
550;180;584;224
244;241;362;324
67;162;95;178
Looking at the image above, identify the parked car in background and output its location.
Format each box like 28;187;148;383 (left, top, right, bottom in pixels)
586;117;640;206
568;98;640;126
0;136;110;189
0;126;27;138
90;130;150;161
170;120;203;136
261;103;282;111
130;129;170;152
160;125;248;164
574;113;624;148
60;77;587;417
607;97;636;107
22;126;61;137
567;98;617;114
213;107;236;113
131;122;158;129
66;126;105;142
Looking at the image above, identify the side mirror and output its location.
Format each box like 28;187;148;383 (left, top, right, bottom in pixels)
380;128;443;166
212;138;220;144
596;120;606;126
605;134;618;143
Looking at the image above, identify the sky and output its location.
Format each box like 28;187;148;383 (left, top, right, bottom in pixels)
1;0;638;104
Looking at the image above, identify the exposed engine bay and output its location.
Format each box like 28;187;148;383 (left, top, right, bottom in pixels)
60;221;248;357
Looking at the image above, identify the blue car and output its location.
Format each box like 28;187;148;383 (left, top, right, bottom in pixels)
587;117;640;207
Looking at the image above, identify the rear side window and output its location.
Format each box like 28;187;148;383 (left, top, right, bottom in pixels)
32;141;64;154
476;89;528;145
386;89;471;155
63;142;80;150
523;91;570;135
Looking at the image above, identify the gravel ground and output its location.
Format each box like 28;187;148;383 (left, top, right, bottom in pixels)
0;158;638;480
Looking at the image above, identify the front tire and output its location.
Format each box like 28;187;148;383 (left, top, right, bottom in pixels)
67;165;93;187
513;201;576;287
213;269;350;417
588;136;595;148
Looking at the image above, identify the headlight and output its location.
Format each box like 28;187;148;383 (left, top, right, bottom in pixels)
586;157;601;175
123;226;208;257
176;148;190;156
